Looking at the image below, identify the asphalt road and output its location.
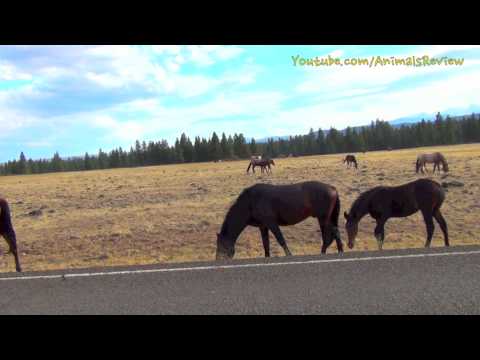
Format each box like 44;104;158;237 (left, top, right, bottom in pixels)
1;245;480;314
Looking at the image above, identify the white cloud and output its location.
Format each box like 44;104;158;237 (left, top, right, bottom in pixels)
86;72;124;88
329;49;344;58
0;62;32;81
185;45;244;66
151;45;182;55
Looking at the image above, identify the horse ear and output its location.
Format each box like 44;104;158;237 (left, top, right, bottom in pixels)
344;211;349;220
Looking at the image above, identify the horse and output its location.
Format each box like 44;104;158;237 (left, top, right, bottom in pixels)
416;152;449;174
261;159;275;174
344;178;448;251
343;155;358;169
0;199;22;272
216;181;343;260
247;158;275;174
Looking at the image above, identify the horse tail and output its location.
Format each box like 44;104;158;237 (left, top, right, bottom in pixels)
331;192;340;228
0;199;13;229
246;161;252;173
415;158;420;173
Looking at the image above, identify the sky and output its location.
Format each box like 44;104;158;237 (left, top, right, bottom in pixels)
1;45;480;162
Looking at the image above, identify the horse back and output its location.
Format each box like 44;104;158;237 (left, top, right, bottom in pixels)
248;182;337;223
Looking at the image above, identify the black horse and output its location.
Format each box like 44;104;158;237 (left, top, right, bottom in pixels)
344;178;448;250
216;181;343;260
0;198;22;272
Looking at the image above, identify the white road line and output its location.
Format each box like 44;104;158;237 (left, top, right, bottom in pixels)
1;249;480;282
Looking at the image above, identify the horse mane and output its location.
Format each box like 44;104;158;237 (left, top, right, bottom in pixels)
220;188;251;236
437;152;447;162
350;187;379;216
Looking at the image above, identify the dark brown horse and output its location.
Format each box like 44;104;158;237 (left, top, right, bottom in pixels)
343;155;358;169
216;181;343;260
0;199;22;272
344;179;448;251
246;158;275;174
416;152;449;174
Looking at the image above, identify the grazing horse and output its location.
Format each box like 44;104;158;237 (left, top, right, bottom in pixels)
247;158;275;174
344;178;448;251
0;199;22;272
216;181;343;260
343;155;358;169
416;152;449;174
261;159;275;174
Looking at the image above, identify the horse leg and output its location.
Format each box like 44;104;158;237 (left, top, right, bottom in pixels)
319;222;342;254
421;209;435;247
260;226;270;257
2;232;22;272
374;219;386;250
433;209;449;247
319;224;329;254
433;163;437;173
335;229;344;253
264;221;292;256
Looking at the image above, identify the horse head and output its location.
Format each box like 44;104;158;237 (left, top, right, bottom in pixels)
216;233;235;260
442;159;449;172
344;211;359;249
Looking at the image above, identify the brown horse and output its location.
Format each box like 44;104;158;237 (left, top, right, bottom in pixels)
416;152;449;174
0;199;22;272
247;157;275;174
344;179;448;251
216;181;343;260
343;155;358;169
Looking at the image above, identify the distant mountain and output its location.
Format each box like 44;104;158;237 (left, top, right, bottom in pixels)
254;135;291;143
255;106;480;143
389;105;480;126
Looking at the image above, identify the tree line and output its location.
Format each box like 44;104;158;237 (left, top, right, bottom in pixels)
1;112;479;176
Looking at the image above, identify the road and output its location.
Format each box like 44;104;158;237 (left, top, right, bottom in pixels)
1;245;480;314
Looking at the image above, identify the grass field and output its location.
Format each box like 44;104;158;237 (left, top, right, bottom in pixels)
0;143;479;273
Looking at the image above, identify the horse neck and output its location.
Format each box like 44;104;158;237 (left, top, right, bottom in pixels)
438;154;447;166
351;192;371;222
220;199;250;243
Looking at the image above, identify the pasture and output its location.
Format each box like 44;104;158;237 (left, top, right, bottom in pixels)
1;143;479;273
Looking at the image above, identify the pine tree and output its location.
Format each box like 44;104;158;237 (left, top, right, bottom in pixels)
84;153;92;170
209;132;222;161
249;138;257;156
316;128;326;154
18;152;27;174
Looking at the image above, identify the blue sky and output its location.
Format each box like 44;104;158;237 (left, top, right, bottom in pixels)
1;45;480;162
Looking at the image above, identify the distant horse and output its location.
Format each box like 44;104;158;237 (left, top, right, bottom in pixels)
247;158;275;174
0;199;22;272
343;155;358;169
344;178;448;251
216;181;343;260
416;152;449;174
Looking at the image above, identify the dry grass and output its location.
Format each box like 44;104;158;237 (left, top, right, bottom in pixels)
1;143;479;273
